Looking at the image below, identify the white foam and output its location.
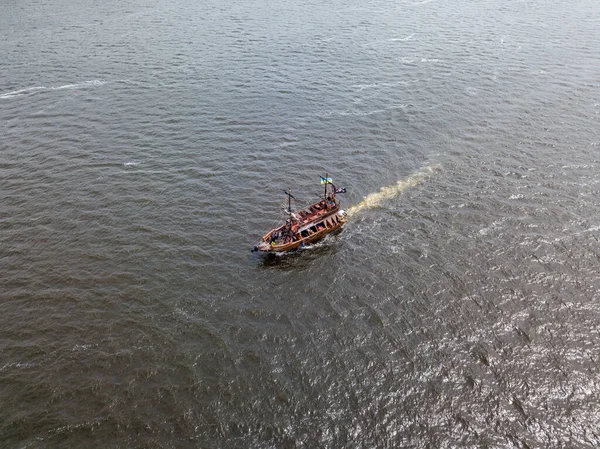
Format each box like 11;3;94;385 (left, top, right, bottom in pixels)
365;34;416;47
479;218;506;236
0;79;106;99
0;361;36;372
318;104;407;117
353;78;420;92
346;163;442;217
388;34;415;42
0;86;46;99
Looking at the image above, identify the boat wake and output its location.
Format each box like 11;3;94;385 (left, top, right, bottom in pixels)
346;163;441;217
0;80;106;99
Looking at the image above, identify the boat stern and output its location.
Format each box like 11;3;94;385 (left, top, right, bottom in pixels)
252;241;272;252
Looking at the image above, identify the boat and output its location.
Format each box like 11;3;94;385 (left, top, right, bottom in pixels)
253;175;347;253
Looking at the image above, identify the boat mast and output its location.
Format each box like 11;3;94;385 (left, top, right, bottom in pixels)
288;186;292;219
323;172;336;203
282;188;295;222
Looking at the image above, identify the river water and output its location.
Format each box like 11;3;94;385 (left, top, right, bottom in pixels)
1;0;599;447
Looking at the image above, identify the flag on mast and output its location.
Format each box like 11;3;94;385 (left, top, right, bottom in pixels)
320;177;332;185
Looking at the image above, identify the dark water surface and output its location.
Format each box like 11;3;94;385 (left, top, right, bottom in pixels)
2;0;600;447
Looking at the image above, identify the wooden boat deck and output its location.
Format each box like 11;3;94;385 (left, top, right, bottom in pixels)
253;175;346;253
255;209;346;253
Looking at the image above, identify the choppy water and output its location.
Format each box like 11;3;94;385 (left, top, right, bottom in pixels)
1;0;600;447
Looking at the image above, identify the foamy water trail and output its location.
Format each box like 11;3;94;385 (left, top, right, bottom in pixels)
346;163;441;217
0;80;106;99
